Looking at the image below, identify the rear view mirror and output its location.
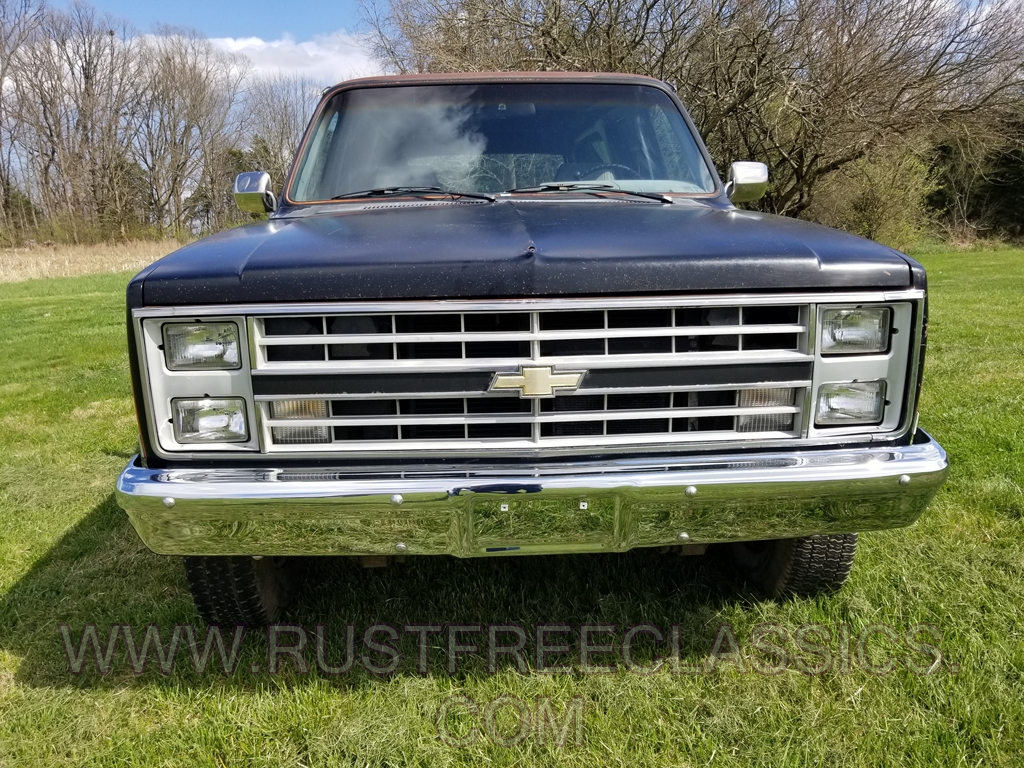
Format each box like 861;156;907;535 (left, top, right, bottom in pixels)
234;172;277;213
725;162;769;203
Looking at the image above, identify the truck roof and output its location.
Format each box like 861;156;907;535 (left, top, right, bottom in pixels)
332;71;669;89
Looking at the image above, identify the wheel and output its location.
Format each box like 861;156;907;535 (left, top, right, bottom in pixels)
579;162;641;180
721;533;857;598
183;555;296;626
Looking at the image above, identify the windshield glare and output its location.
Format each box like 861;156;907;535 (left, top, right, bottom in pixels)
288;83;717;202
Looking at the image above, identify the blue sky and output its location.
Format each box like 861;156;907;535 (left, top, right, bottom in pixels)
64;0;363;40
57;0;379;83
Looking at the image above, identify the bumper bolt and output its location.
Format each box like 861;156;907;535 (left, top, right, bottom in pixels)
162;497;175;508
678;532;690;541
391;494;404;505
685;486;698;497
395;542;408;552
898;475;911;486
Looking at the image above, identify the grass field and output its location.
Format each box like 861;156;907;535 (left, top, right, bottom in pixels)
0;250;1022;766
0;241;177;284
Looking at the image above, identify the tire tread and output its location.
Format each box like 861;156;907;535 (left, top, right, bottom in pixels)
183;556;282;626
768;533;858;597
723;533;858;598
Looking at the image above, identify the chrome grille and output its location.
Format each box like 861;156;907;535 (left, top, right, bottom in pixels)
261;387;800;450
249;297;813;455
251;305;806;371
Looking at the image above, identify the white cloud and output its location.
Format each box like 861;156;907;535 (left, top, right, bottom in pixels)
210;31;382;86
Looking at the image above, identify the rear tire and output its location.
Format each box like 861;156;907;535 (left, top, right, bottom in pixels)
722;533;857;598
183;555;296;626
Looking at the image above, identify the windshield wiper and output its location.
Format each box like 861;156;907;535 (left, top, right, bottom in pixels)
330;186;495;202
505;183;673;204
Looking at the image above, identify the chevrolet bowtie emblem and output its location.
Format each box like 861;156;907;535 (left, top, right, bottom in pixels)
489;366;586;398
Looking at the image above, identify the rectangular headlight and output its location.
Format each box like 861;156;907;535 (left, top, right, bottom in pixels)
815;381;886;426
820;308;890;355
163;323;240;370
172;398;248;443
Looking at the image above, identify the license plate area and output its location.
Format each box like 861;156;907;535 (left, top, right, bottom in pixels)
471;494;617;554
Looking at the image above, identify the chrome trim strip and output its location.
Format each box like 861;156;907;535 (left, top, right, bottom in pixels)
247;317;268;453
137;430;881;460
131;290;926;318
251;381;813;400
887;298;926;442
246;316;260;381
133;314;159;460
250;350;812;374
116;432;949;557
802;302;817;437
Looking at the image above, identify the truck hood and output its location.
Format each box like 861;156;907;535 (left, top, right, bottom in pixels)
129;199;915;306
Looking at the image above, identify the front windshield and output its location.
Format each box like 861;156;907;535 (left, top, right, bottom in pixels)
288;82;717;201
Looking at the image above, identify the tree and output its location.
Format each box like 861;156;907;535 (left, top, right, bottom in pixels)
0;0;44;239
132;26;250;236
8;0;146;241
243;73;321;192
928;114;1024;241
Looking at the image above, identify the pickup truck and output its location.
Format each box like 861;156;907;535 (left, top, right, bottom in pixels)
115;72;949;626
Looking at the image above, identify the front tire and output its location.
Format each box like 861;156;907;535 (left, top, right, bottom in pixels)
183;555;295;626
723;533;858;598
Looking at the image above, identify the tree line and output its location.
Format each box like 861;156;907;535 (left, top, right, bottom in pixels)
0;0;320;245
3;0;1024;249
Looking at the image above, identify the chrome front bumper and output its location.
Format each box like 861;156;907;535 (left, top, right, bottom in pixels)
116;432;949;557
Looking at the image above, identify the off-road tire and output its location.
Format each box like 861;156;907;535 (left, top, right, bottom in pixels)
183;555;295;626
723;533;858;598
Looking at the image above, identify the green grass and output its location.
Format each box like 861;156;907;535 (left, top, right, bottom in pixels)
1;252;1022;766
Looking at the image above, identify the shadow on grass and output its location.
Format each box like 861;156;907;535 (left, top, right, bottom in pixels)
0;494;753;690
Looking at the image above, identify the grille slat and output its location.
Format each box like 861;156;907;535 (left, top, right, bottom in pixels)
253;351;810;374
252;299;811;453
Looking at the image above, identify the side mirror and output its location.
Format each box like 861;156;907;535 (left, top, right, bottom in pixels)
234;172;277;213
725;161;769;203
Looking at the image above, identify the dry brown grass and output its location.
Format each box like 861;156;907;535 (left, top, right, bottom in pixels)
0;240;179;283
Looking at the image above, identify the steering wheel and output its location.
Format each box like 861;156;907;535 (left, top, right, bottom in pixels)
578;163;641;181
